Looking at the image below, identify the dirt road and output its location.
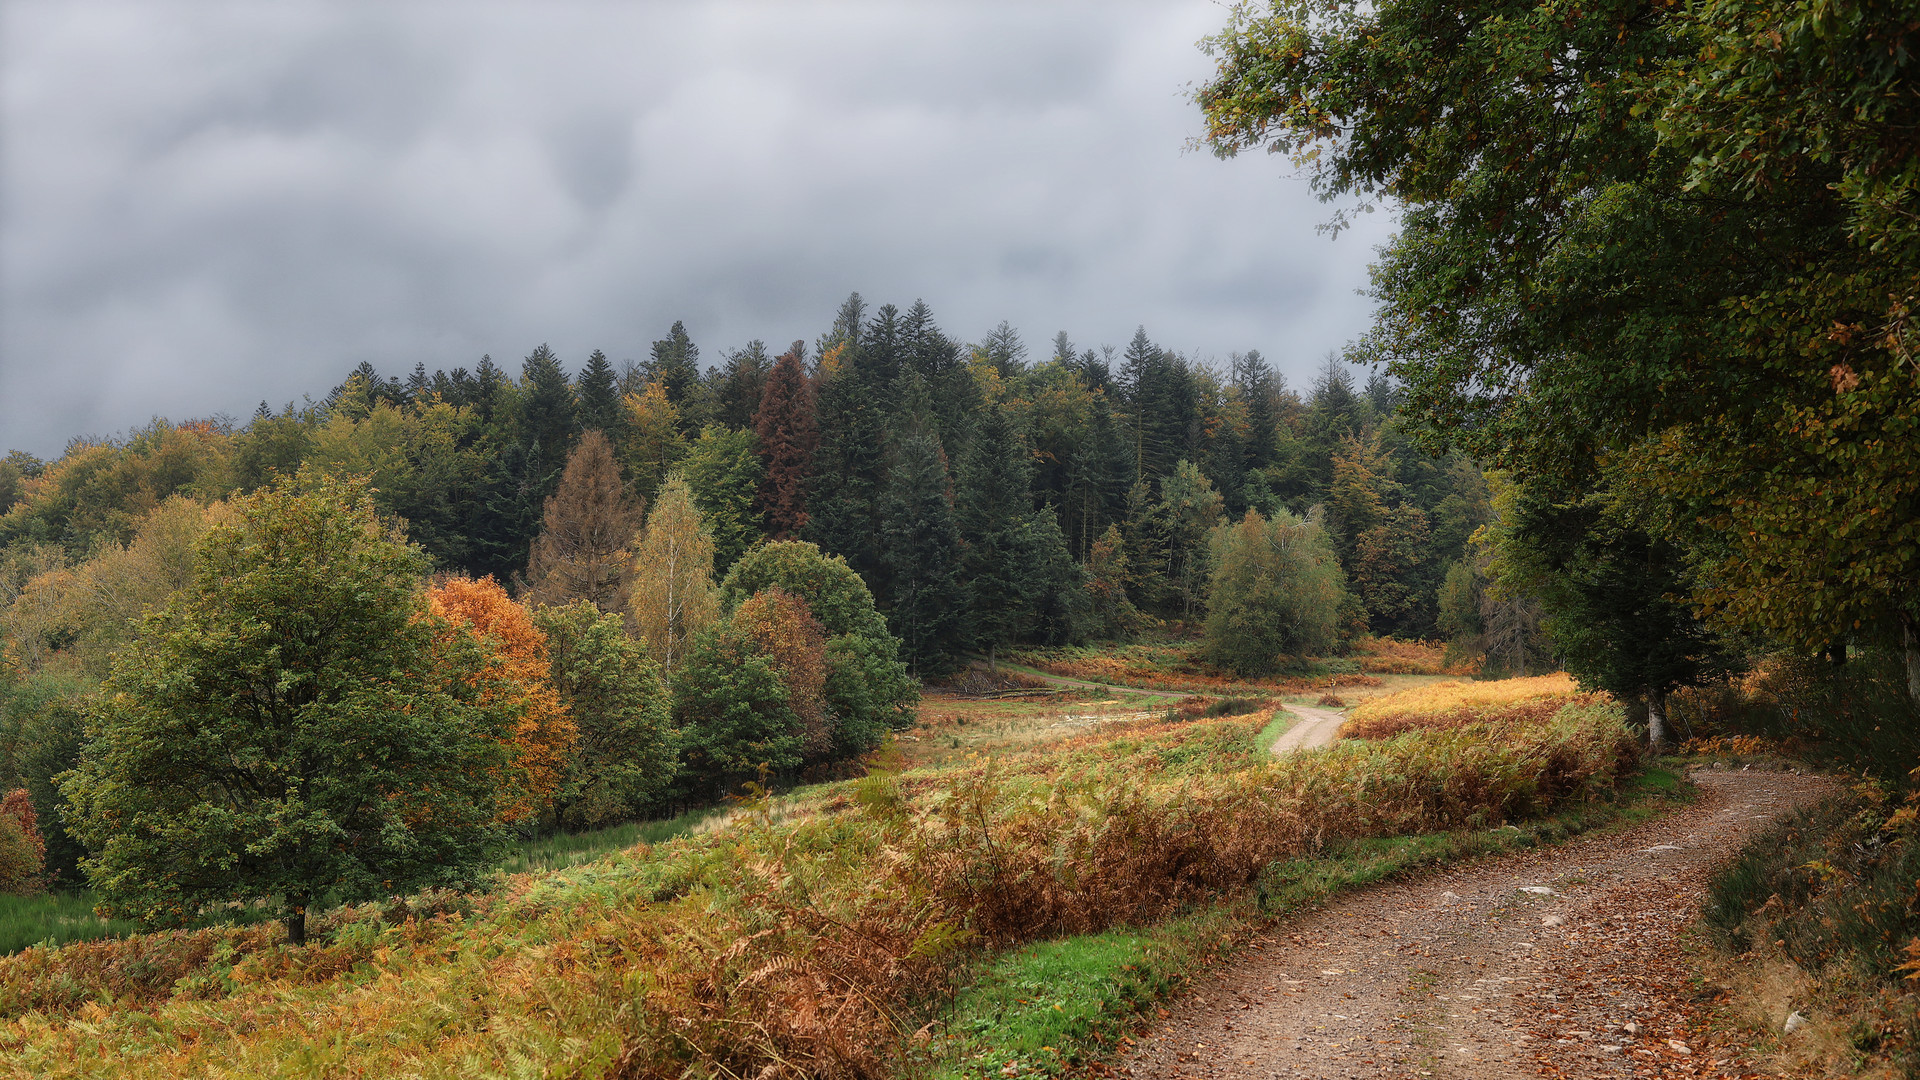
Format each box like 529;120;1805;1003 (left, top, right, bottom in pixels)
1121;769;1833;1079
1273;705;1344;754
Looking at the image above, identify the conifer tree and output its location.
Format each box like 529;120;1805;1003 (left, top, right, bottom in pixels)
575;349;626;449
519;344;578;474
646;321;702;415
753;344;817;539
879;377;963;676
956;403;1038;665
627;474;719;672
525;431;643;615
714;340;773;429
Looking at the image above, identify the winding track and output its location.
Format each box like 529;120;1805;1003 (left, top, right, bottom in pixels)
1008;668;1348;756
1119;768;1835;1080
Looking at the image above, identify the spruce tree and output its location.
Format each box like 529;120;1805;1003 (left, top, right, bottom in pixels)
575;349;625;449
714;340;773;429
752;343;816;540
956;403;1037;665
878;377;963;676
519;344;578;483
646;321;702;411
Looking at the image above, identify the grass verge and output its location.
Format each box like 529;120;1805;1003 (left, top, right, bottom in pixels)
927;765;1693;1079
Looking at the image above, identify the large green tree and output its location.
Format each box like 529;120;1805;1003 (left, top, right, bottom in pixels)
61;474;517;944
1197;0;1920;691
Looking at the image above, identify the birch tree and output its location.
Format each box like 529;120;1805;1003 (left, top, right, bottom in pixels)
628;474;718;671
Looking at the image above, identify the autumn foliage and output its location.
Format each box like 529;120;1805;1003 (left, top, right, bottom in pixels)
427;576;577;822
0;789;44;895
753;344;817;539
525;430;642;615
733;586;830;756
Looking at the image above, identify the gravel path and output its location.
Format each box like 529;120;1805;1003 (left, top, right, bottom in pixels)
1120;769;1835;1080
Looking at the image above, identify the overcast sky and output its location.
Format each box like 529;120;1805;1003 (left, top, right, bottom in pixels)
0;1;1395;459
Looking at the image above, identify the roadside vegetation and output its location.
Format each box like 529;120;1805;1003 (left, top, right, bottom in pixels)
0;690;1640;1078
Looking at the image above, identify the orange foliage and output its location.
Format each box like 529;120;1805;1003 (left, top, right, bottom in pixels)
733;586;830;756
427;577;576;822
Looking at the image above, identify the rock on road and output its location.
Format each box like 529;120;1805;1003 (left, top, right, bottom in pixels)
1121;769;1834;1080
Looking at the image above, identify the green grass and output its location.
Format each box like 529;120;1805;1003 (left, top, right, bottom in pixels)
1256;709;1293;753
0;891;140;955
928;766;1693;1079
929;903;1250;1079
497;806;728;875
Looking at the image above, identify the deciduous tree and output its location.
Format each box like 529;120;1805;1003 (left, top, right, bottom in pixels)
63;474;518;944
525;431;642;615
628;474;719;672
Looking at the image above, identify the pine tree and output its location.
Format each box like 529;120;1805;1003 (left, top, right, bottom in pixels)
627;474;719;672
471;355;510;422
519;344;578;483
814;291;866;362
753;343;817;539
977;320;1028;378
525;431;643;615
1118;328;1197;483
575;349;625;449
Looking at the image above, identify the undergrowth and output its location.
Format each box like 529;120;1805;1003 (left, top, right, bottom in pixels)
0;703;1638;1079
1706;784;1920;1074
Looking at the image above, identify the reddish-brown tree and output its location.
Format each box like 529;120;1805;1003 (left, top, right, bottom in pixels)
525;430;644;614
753;343;818;539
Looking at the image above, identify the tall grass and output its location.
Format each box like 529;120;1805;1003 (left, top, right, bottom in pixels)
1344;673;1591;736
0;704;1637;1080
498;805;728;875
0;892;138;955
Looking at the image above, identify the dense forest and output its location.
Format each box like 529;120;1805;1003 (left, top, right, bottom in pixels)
0;301;1498;902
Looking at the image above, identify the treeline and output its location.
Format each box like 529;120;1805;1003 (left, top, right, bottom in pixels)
1;297;1490;676
0;295;1498;903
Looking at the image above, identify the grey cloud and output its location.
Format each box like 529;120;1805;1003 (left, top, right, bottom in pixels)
0;1;1393;457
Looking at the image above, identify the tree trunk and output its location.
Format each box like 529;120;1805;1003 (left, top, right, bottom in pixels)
988;642;997;675
1904;613;1920;706
285;897;307;946
1646;689;1670;754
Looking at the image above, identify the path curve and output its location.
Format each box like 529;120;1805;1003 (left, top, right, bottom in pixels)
1272;705;1345;754
1120;768;1835;1080
1006;670;1344;757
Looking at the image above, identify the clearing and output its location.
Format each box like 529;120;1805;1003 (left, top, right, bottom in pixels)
1121;768;1834;1079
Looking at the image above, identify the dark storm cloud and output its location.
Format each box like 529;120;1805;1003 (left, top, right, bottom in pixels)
0;1;1395;457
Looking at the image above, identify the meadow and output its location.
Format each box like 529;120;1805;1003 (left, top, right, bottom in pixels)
0;677;1645;1079
1004;637;1466;703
